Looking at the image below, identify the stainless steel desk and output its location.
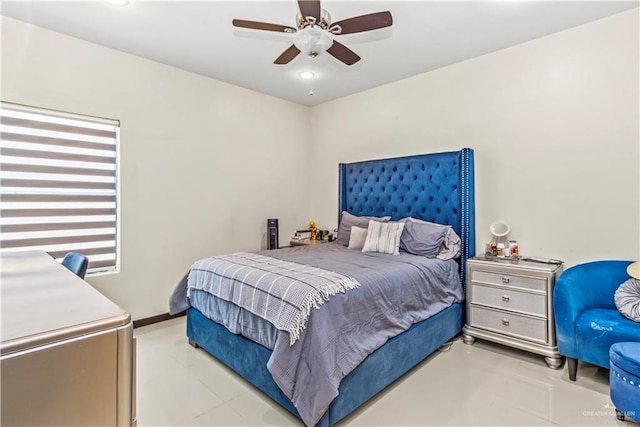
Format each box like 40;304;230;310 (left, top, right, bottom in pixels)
1;250;135;426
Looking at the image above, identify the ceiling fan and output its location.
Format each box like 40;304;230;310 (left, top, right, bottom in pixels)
232;0;393;66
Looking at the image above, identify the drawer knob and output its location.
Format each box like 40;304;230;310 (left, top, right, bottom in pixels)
501;318;510;326
502;295;510;302
502;277;510;284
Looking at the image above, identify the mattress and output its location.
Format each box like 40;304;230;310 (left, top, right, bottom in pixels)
189;288;279;349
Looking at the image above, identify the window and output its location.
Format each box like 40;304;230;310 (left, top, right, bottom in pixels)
1;102;119;275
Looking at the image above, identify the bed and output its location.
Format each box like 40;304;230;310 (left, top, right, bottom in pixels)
180;148;475;426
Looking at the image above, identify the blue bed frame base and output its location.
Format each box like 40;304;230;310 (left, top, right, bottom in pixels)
186;148;475;426
187;304;462;426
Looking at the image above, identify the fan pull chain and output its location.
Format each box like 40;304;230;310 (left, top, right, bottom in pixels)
308;61;314;96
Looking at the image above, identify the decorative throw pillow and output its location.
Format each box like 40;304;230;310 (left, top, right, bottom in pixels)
348;226;368;250
615;278;640;322
337;212;391;247
437;228;462;260
399;219;450;258
362;220;405;255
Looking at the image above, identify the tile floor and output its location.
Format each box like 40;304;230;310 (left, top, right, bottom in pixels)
135;317;631;426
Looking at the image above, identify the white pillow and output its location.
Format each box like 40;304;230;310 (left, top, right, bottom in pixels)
348;226;368;250
362;220;405;255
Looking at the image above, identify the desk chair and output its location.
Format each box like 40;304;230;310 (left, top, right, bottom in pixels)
62;252;89;279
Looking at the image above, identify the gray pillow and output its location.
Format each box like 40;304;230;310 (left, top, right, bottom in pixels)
337;212;390;246
399;219;450;258
615;278;640;322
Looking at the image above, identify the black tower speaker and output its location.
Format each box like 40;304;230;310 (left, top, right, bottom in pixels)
267;218;279;250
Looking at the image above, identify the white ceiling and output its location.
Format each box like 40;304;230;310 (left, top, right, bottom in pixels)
2;1;637;106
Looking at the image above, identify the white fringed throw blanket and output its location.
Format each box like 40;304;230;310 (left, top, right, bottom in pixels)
187;252;360;345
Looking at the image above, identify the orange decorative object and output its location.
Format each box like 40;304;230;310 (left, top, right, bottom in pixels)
309;220;317;240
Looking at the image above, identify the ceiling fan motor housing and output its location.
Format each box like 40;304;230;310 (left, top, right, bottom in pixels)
297;9;331;30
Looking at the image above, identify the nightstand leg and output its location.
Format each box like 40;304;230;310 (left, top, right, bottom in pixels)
462;334;475;345
544;356;563;370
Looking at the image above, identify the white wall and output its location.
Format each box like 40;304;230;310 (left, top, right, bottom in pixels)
309;9;639;267
3;9;639;320
2;16;312;320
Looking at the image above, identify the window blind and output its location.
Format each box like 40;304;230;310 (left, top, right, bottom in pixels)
0;102;119;274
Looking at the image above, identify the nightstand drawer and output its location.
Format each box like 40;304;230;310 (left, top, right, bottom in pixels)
471;270;546;293
469;306;547;344
470;284;547;317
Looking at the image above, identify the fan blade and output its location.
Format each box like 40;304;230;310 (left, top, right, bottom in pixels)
274;45;301;64
298;0;321;22
232;19;296;33
327;40;361;65
332;11;393;35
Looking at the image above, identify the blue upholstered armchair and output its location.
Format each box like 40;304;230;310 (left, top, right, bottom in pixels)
553;260;640;381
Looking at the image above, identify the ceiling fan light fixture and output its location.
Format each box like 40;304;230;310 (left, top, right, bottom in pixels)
298;71;315;79
293;26;333;58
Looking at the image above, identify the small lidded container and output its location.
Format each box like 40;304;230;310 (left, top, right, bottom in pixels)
509;240;519;257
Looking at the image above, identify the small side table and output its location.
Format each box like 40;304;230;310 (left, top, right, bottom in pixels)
289;239;328;247
462;256;563;369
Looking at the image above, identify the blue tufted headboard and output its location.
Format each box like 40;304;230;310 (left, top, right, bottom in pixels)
338;148;475;287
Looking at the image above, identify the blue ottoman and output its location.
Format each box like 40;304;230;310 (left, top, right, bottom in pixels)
610;342;640;422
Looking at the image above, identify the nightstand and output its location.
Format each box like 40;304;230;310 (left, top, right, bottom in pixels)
462;256;563;369
289;239;328;247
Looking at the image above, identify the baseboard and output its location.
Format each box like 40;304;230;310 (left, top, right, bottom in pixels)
133;311;186;328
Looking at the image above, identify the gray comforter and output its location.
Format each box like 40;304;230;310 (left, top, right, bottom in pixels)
171;243;462;426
